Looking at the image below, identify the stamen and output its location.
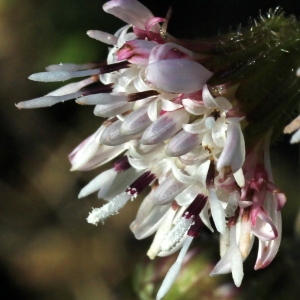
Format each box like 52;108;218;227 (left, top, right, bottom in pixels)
160;215;193;252
126;171;156;197
127;90;159;102
86;192;131;225
184;194;207;219
188;216;204;237
80;83;114;95
206;160;215;188
209;109;221;120
114;155;131;172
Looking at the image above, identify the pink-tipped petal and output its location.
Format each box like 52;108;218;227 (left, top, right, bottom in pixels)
252;209;278;241
255;193;282;270
116;40;155;65
148;43;193;64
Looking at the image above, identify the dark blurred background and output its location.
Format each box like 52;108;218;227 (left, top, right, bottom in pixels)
0;0;299;299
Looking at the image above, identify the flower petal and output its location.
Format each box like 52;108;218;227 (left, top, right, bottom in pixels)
103;0;154;29
146;59;213;93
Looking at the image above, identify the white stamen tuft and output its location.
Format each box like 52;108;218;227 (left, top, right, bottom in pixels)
86;193;130;225
160;216;193;252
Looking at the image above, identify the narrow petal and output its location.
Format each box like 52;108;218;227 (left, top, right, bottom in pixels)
238;216;254;259
69;126;104;171
208;188;226;234
100;168;143;200
217;122;245;173
202;85;219;108
210;225;244;287
255;194;282;269
156;236;193;300
200;203;214;232
16;92;81;109
78;168;117;198
130;190;170;239
47;77;96;96
71;143;126;171
233;168;245;187
87;30;118;45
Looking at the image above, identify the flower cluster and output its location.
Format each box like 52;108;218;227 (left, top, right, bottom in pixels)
17;0;297;299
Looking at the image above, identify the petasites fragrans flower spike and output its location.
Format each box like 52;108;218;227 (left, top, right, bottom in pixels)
17;0;299;299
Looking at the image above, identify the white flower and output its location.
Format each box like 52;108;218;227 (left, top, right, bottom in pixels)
16;0;289;299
